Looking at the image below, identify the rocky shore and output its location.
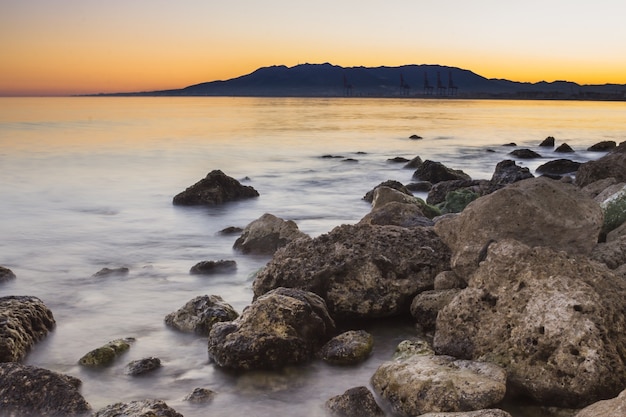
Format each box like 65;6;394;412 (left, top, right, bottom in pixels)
2;138;626;416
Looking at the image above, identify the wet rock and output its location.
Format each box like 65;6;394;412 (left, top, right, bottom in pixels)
0;362;91;416
189;259;237;275
0;295;55;362
536;159;581;175
0;266;16;282
406;180;432;192
490;160;534;185
218;226;244;235
420;410;513;417
125;357;161;376
539;136;555;147
574;388;626;417
434;239;626;408
184;387;216;404
410;289;461;331
233;213;309;255
413;160;472;184
371;349;506;416
325;386;385;417
92;267;130;278
409;134;423;140
318;330;374;365
359;201;435;228
253;223;451;320
502;142;517;147
208;287;336;370
434;177;603;279
393;339;435;359
78;337;134;367
555;143;575;153
576;141;626;187
587;140;617;152
164;294;238;335
172;169;259;206
437;188;479;214
388;156;410;163
363;180;412;202
404;155;424;169
509;148;542;159
93;399;183;417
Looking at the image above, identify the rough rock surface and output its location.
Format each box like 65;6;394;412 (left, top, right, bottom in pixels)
208;287;336;370
438;188;479;214
125;357;161;376
597;183;626;238
426;180;484;205
434;239;626;408
363;180;413;202
233;213;309;255
184;387;216;403
189;259;236;275
590;235;626;269
574;388;626;417
0;266;16;282
490;160;534;185
576;141;626;187
410;289;462;331
434;177;603;279
371;352;507;416
172;169;259;206
253;223;451;320
419;411;513;417
0;295;56;362
78;338;134;367
359;201;434;227
0;362;91;416
318;330;374;365
413;160;472;184
164;294;238;336
93;399;183;417
325;386;385;417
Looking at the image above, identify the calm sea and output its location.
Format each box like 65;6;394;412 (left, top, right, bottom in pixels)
1;97;625;416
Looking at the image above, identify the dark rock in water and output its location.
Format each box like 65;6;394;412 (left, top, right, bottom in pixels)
437;188;479;214
409;134;423;140
184;387;216;404
325;386;385;417
413;160;472;184
0;363;91;416
509;148;542;159
218;226;244;235
233;213;309;255
173;169;259;206
577;141;626;187
387;156;410;163
92;267;129;278
342;158;358;163
190;259;237;275
588;140;617;152
93;399;183;417
363;180;412;202
125;357;161;376
536;159;581;175
539;136;555;147
0;266;16;282
0;295;55;362
406;181;432;192
320;154;345;159
555;143;575;153
208;287;336;370
490;159;534;185
318;330;374;365
78;338;135;367
502;142;517;147
164;294;238;336
404;155;423;169
253;223;451;320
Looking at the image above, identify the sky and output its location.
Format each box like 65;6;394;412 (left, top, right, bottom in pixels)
1;0;626;96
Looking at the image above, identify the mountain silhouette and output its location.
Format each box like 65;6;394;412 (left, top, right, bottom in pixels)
103;63;626;100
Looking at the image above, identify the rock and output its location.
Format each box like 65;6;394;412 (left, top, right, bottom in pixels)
233;213;309;255
92;267;129;278
434;177;603;279
318;330;374;365
363;180;412;202
410;289;462;331
371;350;506;416
404;155;424;169
555;143;575;153
419;410;513;417
172;169;259;206
393;339;435;359
539;136;556;147
369;185;440;219
93;399;183;417
0;363;91;416
359;201;435;228
590;235;626;269
597;184;626;238
576;141;626;187
413;160;472;184
587;140;617;152
164;295;238;336
434;239;626;408
253;223;451;320
78;337;134;367
434;270;466;290
388;156;410;163
509;148;542;159
426;180;484;205
189;259;237;275
406;180;432;192
410;134;423;140
325;386;385;417
536;159;581;175
218;226;244;235
580;177;618;199
0;295;55;362
438;188;479;214
607;220;626;241
574;388;626;417
125;357;161;376
502;142;517;147
490;160;534;185
0;266;16;282
184;387;216;404
208;287;336;370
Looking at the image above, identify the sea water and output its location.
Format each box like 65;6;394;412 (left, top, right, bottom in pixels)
1;97;625;416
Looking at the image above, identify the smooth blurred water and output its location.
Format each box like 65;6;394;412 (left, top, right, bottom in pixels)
1;97;625;416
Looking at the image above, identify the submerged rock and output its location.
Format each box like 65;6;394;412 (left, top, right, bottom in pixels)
78;337;135;367
125;357;161;376
164;294;238;336
325;386;385;417
318;330;374;365
184;387;216;404
189;259;237;275
0;295;55;362
173;169;259;206
93;399;183;417
0;266;16;282
92;267;129;278
233;213;309;255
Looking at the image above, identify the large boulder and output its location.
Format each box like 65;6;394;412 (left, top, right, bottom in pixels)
576;141;626;187
0;295;55;362
233;213;309;255
172;169;259;205
413;160;472;184
253;223;451;320
371;349;506;416
207;287;336;370
434;177;603;279
93;399;182;417
574;388;626;417
0;363;91;416
164;295;238;336
434;239;626;408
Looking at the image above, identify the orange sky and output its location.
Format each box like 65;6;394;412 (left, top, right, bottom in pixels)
2;0;626;96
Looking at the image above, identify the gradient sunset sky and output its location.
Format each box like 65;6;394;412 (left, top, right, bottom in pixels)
2;0;626;96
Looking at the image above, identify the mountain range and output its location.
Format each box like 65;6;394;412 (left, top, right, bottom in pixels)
105;63;626;100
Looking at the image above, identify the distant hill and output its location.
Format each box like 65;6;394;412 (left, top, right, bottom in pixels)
103;63;626;100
